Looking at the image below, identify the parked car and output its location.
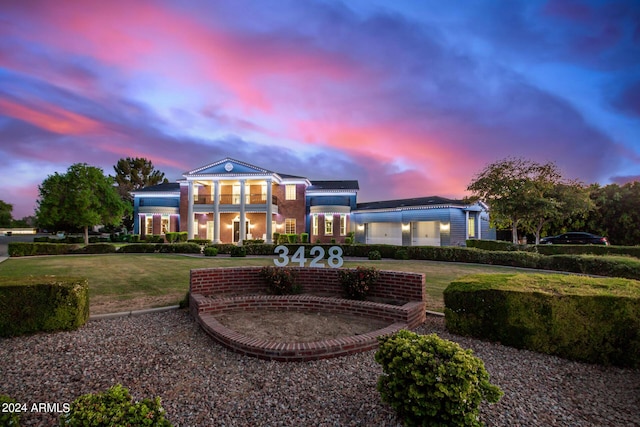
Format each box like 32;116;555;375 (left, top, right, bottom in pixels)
539;232;609;245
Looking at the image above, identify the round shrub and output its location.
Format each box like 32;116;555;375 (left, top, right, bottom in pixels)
204;247;218;257
59;384;172;427
368;250;382;260
394;248;409;260
375;330;502;427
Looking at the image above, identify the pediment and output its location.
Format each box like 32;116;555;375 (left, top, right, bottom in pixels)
184;158;273;176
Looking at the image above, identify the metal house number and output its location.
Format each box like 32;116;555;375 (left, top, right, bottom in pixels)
273;245;344;268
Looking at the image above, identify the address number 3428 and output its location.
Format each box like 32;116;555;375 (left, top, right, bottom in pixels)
273;245;344;268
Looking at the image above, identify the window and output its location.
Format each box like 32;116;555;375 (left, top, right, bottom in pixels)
285;184;296;200
146;217;153;235
468;216;476;238
325;215;333;235
285;218;296;234
161;217;169;234
312;214;318;235
340;214;347;235
232;184;241;204
261;183;267;202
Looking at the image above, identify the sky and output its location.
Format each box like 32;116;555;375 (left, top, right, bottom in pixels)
1;0;639;219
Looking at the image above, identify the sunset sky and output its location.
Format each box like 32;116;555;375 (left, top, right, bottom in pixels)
1;0;639;219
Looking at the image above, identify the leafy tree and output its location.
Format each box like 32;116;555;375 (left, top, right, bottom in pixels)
583;182;640;246
0;200;13;228
467;158;563;244
113;157;168;230
521;180;593;244
36;163;130;244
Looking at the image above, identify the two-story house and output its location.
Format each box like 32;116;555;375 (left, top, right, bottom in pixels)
132;157;494;245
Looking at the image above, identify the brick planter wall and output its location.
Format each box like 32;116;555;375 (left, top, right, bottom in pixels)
190;267;426;361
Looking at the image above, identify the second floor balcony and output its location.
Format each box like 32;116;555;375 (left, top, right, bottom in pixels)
194;194;278;206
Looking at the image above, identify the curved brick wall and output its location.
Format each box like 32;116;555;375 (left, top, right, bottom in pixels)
189;267;426;361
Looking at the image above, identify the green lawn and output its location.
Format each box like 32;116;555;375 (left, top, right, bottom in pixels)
0;254;541;314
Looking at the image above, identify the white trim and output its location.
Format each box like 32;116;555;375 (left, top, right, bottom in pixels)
310;205;351;214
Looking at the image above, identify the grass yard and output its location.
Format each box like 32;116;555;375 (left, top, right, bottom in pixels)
0;254;542;314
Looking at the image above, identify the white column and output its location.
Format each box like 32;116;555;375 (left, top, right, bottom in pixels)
465;210;470;240
239;180;246;244
266;179;273;244
213;181;221;243
477;213;482;240
187;180;194;239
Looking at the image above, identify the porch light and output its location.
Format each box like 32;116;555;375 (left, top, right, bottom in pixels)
401;223;410;231
357;225;364;231
440;222;450;231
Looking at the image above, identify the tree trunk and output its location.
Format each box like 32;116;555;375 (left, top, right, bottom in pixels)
84;226;89;245
512;221;518;244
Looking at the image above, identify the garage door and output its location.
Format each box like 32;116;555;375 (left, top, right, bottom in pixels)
412;221;440;246
367;222;402;245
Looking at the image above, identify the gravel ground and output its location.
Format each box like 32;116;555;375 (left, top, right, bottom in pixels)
1;310;639;427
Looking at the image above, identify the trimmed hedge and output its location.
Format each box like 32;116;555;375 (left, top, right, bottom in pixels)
467;239;640;259
116;243;202;254
8;242;81;257
76;243;117;254
444;273;640;368
0;276;89;337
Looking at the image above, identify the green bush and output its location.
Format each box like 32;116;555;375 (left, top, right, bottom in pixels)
8;242;79;257
375;330;503;427
278;234;289;244
144;235;165;243
287;234;298;244
165;232;180;243
368;250;382;260
394;248;409;260
444;273;640;367
230;245;246;257
187;239;210;245
330;238;336;244
204;247;218;256
243;239;265;245
344;237;353;244
59;384;172;427
259;266;300;295
466;239;521;251
338;266;379;300
117;243;160;253
77;243;117;254
64;236;84;244
158;243;201;254
0;394;21;426
300;233;309;243
0;276;89;337
129;234;141;243
272;232;280;244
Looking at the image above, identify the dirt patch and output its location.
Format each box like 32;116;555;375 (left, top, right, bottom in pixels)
214;310;390;342
90;295;182;315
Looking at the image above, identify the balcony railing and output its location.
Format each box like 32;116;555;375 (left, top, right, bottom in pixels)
194;194;278;205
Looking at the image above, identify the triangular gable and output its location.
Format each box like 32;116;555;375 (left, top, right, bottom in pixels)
184;158;273;176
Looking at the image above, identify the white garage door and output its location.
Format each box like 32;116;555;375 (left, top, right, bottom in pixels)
412;221;441;246
367;222;402;245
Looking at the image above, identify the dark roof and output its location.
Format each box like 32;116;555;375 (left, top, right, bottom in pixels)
356;196;463;210
132;182;180;193
308;180;360;191
278;173;308;180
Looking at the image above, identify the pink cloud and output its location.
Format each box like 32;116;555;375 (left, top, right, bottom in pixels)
5;2;365;113
0;97;103;135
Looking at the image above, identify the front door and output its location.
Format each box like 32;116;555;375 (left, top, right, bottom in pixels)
233;220;250;242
